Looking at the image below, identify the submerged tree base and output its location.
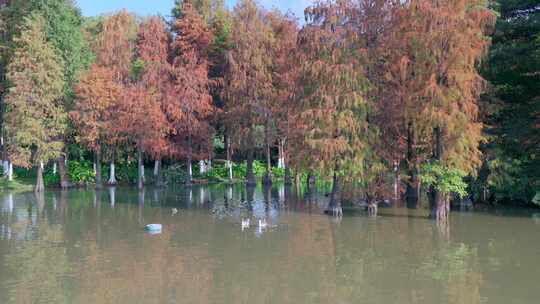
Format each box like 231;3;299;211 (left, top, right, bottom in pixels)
262;174;272;186
367;203;378;217
324;204;343;217
431;196;450;221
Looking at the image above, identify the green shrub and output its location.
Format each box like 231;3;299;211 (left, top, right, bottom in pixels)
163;164;188;184
44;168;60;187
420;162;468;198
14;167;34;179
187;160;288;183
68;160;96;185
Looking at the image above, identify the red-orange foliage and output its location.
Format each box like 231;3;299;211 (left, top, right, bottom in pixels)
169;2;215;161
73;11;137;155
223;0;273;139
381;0;496;174
133;16;171;159
71;66;122;153
267;11;300;171
222;0;274;184
95;10;136;82
137;16;170;94
116;84;168;157
294;0;371;178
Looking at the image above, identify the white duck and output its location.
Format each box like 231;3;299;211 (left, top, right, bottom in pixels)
258;218;268;229
241;218;251;231
172;208;179;215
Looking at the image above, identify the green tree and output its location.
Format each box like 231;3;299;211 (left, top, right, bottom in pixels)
481;0;540;204
0;0;91;94
4;13;66;192
0;0;91;187
172;0;225;24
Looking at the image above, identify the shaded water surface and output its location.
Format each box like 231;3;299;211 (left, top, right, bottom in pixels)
1;184;539;304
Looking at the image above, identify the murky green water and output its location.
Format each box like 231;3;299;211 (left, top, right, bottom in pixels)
0;184;539;304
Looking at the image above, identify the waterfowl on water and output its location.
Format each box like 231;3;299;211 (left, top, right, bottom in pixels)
258;218;268;229
241;218;251;230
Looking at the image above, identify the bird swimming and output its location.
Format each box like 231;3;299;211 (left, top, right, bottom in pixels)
241;218;251;231
258;218;268;229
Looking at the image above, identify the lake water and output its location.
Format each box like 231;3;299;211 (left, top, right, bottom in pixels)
1;184;539;304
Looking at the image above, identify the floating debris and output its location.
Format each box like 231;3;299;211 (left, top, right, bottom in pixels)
144;224;162;234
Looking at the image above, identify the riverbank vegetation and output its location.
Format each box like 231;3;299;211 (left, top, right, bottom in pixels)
0;0;538;218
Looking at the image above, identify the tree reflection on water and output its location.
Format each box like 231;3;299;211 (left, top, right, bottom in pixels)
0;185;538;304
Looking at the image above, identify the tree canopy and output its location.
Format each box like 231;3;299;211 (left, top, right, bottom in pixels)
0;0;537;211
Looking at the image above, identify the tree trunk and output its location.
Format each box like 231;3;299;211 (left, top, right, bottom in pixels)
137;148;144;190
2;160;8;177
141;165;145;183
226;135;233;183
186;133;193;186
393;160;400;201
154;159;159;177
199;160;206;175
263;128;272;185
325;170;342;217
277;139;285;169
155;159;164;187
58;155;70;189
431;191;450;220
282;142;292;185
35;164;45;193
430;127;448;220
246;149;256;186
95;151;103;189
366;193;378;217
284;167;292;186
2;136;8;178
307;171;316;190
7;162;13;182
108;160;117;185
186;159;193;186
227;160;233;183
295;170;302;193
405;123;419;208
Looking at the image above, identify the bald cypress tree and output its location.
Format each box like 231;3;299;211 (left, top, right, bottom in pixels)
1;0;91;187
298;0;372;213
223;0;274;186
172;0;224;24
383;0;495;219
135;16;171;187
4;13;66;192
170;2;215;186
72;11;136;189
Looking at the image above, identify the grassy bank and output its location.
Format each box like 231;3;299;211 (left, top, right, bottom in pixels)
0;177;34;194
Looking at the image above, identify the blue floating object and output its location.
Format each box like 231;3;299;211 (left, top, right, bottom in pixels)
144;224;162;234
